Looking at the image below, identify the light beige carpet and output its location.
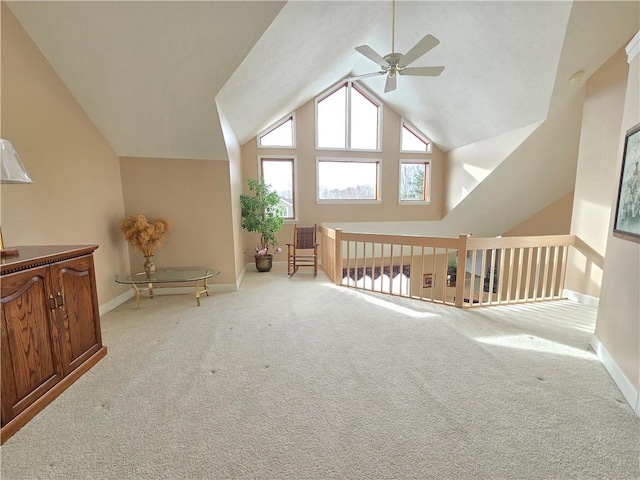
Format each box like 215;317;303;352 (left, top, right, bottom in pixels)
1;264;638;479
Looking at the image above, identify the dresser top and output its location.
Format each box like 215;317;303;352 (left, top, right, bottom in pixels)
1;245;98;274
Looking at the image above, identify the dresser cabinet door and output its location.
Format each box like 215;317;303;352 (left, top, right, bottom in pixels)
50;255;102;375
1;267;64;425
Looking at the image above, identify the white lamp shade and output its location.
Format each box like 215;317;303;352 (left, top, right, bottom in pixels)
1;139;33;184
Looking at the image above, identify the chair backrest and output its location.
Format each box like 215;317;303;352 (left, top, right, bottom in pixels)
295;225;317;249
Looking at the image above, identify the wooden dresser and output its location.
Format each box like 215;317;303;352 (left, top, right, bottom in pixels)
1;245;107;444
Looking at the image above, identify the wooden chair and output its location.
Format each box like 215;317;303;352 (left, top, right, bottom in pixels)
287;225;318;276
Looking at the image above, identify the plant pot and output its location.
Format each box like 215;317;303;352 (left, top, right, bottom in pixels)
255;254;273;272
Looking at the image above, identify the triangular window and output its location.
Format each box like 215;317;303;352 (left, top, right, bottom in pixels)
258;114;295;148
401;120;432;153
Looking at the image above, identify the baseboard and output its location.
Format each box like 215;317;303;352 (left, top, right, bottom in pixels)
591;334;639;415
99;289;134;316
563;289;599;308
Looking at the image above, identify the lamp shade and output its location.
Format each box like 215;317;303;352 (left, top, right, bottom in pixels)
1;139;33;184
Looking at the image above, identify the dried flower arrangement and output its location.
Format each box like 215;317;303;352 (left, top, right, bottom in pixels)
120;214;172;257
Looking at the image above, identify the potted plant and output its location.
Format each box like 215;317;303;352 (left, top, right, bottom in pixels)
240;177;285;272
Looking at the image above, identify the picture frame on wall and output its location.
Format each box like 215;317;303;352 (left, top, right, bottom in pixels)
423;273;433;288
613;123;640;243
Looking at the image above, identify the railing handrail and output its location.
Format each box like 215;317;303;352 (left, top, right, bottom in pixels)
467;234;575;250
340;231;460;249
319;225;576;308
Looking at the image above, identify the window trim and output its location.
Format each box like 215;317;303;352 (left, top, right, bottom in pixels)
398;159;432;205
315;80;383;152
316;156;382;204
258;155;298;221
257;113;296;149
400;118;432;154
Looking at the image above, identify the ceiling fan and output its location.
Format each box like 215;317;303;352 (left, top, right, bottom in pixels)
351;0;445;93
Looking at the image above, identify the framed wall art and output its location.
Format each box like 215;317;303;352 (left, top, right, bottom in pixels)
613;123;640;243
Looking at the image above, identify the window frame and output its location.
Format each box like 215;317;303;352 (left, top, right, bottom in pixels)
398;159;432;205
400;118;433;154
315;81;383;152
258;155;298;221
316;157;382;204
257;113;296;149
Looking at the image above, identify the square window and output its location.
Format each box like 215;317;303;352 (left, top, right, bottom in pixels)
399;161;430;203
317;159;379;201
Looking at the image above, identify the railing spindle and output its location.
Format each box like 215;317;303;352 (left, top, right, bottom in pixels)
487;249;496;306
322;227;574;308
478;249;487;306
524;247;533;302
558;245;569;298
514;247;523;302
455;235;468;308
542;246;551;299
550;246;560;298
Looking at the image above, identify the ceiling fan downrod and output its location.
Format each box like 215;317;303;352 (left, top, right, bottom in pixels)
391;0;396;54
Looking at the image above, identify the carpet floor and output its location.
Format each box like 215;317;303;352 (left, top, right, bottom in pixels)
1;264;638;479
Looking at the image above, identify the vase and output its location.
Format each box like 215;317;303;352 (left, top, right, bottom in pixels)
143;255;156;275
255;254;273;272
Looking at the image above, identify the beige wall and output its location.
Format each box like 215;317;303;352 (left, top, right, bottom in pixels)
503;191;574;237
1;4;130;306
438;79;583;238
565;46;629;298
216;103;246;283
444;122;540;216
240;92;445;258
595;34;640;405
119;157;237;287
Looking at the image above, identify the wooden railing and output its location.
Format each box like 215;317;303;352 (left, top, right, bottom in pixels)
319;226;576;308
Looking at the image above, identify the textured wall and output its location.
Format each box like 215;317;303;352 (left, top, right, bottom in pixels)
565;47;628;298
595;34;640;406
119;157;237;287
1;5;130;306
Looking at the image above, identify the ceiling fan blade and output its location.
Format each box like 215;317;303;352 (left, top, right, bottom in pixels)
400;66;445;77
398;34;440;68
384;74;397;93
346;71;386;80
355;45;389;68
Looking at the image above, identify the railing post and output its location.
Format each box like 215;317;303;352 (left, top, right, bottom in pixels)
334;228;343;285
455;234;469;308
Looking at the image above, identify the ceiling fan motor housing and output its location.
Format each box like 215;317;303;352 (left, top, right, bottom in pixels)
383;53;403;77
383;53;403;66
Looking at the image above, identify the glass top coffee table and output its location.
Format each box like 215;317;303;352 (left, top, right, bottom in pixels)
115;268;220;308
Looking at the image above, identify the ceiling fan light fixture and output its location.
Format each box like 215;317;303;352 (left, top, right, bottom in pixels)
352;2;444;93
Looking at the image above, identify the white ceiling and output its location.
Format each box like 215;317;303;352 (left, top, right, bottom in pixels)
6;1;286;160
6;1;639;160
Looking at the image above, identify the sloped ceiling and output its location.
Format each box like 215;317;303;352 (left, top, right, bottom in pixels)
6;1;286;160
5;1;637;161
218;1;571;151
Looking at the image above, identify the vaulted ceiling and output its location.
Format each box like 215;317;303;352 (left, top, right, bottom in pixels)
6;1;639;161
